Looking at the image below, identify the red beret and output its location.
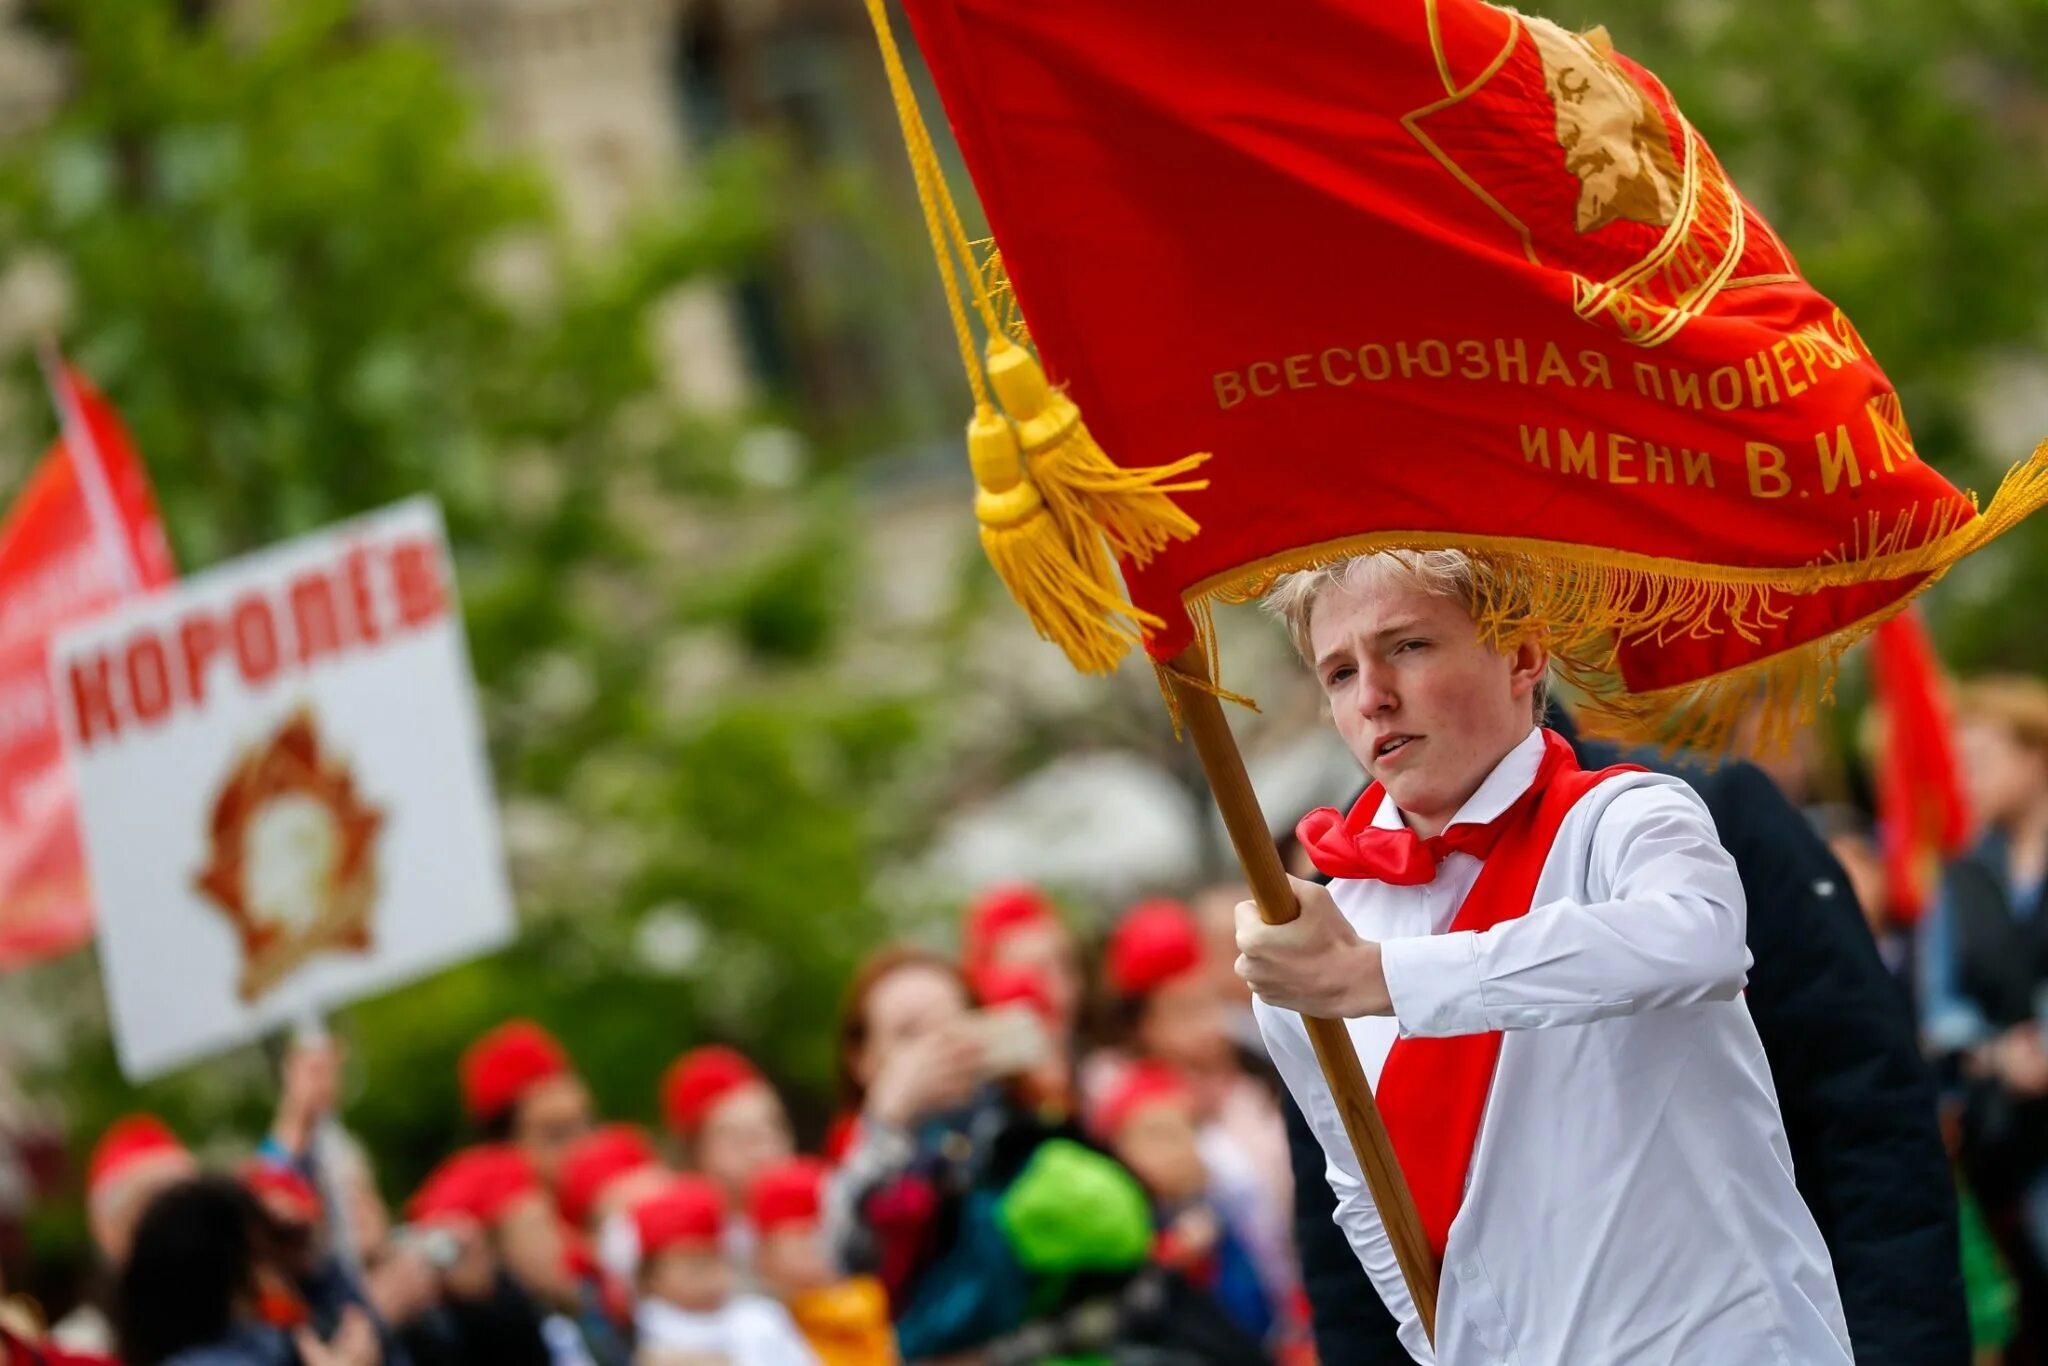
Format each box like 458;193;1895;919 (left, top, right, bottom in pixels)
460;1020;571;1125
820;1112;861;1168
408;1145;541;1226
86;1115;188;1205
240;1161;322;1225
746;1157;827;1234
962;884;1058;972
633;1176;725;1257
559;1123;659;1229
1089;1060;1195;1140
969;963;1059;1027
660;1046;763;1137
1106;898;1204;997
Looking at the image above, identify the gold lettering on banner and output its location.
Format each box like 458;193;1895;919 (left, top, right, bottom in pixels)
1744;352;1781;408
1495;338;1529;384
1708;366;1743;411
1817;424;1862;494
1746;442;1791;499
1213;324;1877;413
1560;429;1598;478
1520;426;1726;490
1670;370;1703;410
1607;434;1640;484
1868;393;1919;472
1773;340;1810;397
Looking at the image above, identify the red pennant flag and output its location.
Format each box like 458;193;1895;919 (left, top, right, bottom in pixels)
1869;610;1970;925
876;0;2048;740
0;361;175;969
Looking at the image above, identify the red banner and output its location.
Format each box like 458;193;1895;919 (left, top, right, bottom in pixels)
886;0;2048;735
1870;611;1970;925
0;364;174;969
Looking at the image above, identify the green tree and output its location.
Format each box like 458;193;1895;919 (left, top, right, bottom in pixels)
0;0;937;1260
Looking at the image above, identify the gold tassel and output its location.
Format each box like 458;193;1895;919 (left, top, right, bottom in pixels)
984;336;1211;566
969;404;1161;673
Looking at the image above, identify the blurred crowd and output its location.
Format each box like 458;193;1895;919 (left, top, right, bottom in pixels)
3;669;2048;1365
0;877;1313;1366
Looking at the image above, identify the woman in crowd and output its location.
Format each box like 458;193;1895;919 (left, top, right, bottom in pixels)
114;1175;379;1366
1094;897;1300;1346
825;944;1263;1363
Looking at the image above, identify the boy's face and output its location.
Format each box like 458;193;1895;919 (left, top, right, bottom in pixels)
1136;973;1230;1073
1958;718;2048;829
1113;1099;1209;1205
513;1074;594;1190
645;1244;734;1315
1308;576;1545;837
697;1083;794;1202
989;924;1083;1032
756;1223;834;1300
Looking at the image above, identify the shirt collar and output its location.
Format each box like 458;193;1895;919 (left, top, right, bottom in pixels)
1371;726;1544;832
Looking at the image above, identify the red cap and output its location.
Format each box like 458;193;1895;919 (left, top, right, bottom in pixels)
408;1145;541;1226
633;1176;725;1257
86;1115;187;1204
1089;1061;1195;1140
746;1157;827;1234
821;1112;862;1168
660;1046;763;1137
969;963;1059;1028
962;884;1057;973
559;1123;659;1228
240;1161;322;1225
1106;899;1204;997
460;1020;571;1125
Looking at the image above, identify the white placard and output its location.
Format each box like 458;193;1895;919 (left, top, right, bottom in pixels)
51;498;515;1080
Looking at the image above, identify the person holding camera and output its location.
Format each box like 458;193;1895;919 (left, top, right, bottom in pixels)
823;944;1266;1364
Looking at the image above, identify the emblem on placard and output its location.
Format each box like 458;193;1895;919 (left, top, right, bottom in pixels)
192;707;384;1002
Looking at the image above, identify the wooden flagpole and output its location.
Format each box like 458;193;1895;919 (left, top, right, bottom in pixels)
1164;644;1440;1341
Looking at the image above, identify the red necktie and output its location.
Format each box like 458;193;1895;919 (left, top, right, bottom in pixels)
1295;739;1567;884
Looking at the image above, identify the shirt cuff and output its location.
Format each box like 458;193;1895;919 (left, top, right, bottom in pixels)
1380;931;1488;1037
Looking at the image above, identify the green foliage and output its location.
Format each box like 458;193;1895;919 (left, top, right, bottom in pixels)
0;0;928;1221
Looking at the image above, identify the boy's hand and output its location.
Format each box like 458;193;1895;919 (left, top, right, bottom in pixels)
1234;876;1392;1019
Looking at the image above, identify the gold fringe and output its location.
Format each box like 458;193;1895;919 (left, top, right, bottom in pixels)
863;0;1206;677
985;337;1210;566
1183;438;2048;751
1153;598;1261;739
970;403;1159;672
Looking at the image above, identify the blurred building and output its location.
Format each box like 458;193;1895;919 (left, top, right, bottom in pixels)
0;0;64;140
362;0;963;441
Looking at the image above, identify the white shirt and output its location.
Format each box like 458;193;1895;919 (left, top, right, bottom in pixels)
636;1294;822;1365
1256;728;1851;1365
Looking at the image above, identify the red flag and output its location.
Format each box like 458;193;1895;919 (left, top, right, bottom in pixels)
872;0;2048;740
1869;610;1970;925
0;362;175;968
